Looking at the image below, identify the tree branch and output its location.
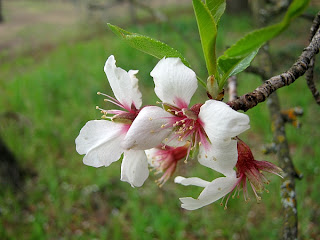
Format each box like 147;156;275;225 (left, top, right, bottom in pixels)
227;23;320;112
306;12;320;105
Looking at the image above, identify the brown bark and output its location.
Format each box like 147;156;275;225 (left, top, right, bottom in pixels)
305;12;320;105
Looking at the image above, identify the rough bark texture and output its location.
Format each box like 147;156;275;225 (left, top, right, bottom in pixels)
305;12;320;105
227;26;320;112
268;92;299;240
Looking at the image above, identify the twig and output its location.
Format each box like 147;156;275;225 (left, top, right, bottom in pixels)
228;76;238;101
306;12;320;105
227;26;320;112
309;12;320;42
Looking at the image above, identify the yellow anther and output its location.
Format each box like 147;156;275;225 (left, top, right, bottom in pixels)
96;106;99;109
181;120;185;123
164;138;168;142
150;130;155;133
199;142;202;146
97;92;101;95
189;126;193;130
161;124;166;128
205;154;208;158
149;117;152;121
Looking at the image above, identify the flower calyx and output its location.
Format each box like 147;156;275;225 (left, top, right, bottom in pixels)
235;138;283;202
206;75;224;100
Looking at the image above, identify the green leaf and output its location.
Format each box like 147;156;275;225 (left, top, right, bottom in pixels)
108;23;190;67
206;0;226;24
220;0;310;58
220;23;282;58
217;0;310;87
218;49;258;87
283;0;310;24
193;0;217;76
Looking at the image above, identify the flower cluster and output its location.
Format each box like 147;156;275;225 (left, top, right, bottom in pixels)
76;55;282;209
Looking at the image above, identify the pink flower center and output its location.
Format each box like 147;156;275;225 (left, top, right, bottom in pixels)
149;143;189;186
220;139;282;209
162;102;210;154
96;91;139;124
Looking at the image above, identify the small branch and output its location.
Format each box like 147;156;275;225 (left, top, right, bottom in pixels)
228;76;238;101
306;12;320;105
309;12;320;42
227;26;320;112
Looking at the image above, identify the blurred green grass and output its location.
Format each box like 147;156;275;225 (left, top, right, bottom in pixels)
0;4;320;240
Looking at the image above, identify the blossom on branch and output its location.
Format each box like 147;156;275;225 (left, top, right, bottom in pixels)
123;57;250;157
175;138;283;210
75;55;149;187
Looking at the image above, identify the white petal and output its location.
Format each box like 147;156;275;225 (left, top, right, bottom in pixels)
198;139;238;177
151;57;197;108
122;106;173;150
180;175;238;210
104;55;142;109
174;176;210;188
121;150;149;187
75;120;125;167
199;100;250;141
145;148;161;168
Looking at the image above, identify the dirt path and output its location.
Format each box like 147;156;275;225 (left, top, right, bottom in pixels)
0;0;80;58
0;0;191;60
